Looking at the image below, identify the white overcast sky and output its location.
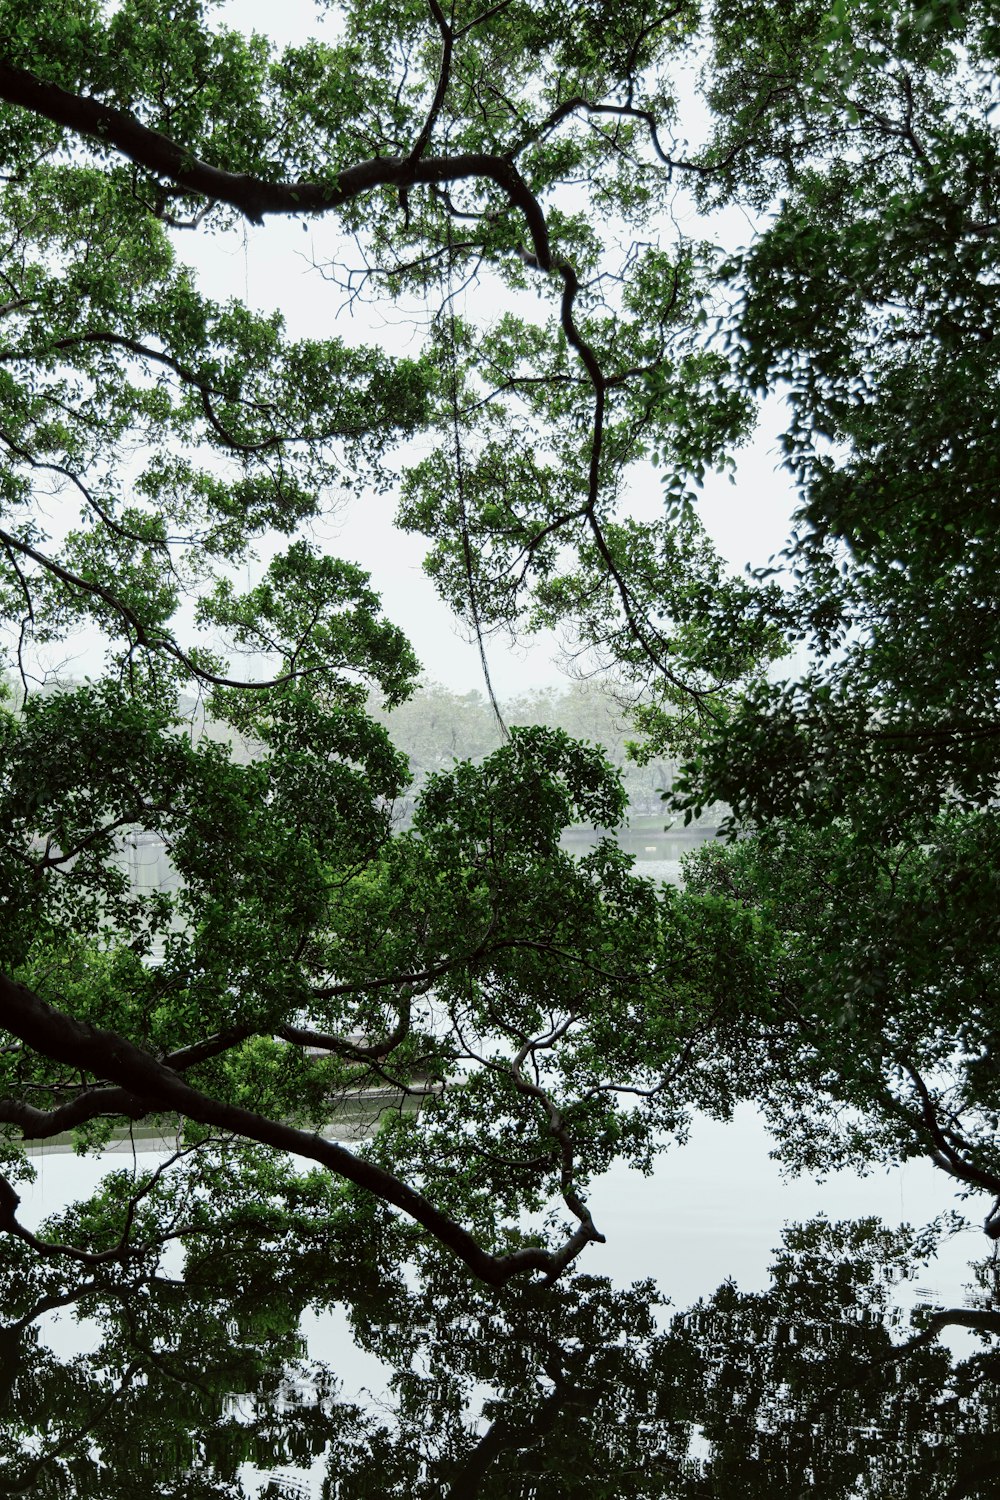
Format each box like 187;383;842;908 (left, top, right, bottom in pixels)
158;0;800;698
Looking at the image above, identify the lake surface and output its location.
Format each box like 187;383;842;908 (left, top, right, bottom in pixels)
11;1114;987;1498
5;824;994;1496
561;820;720;884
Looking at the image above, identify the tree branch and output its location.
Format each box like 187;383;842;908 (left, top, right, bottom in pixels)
0;969;590;1287
409;0;453;163
0;60;552;263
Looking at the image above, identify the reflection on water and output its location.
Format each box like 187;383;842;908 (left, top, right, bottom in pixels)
10;823;995;1496
2;1173;998;1500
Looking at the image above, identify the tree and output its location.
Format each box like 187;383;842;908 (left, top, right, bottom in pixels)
0;0;996;1290
658;1;1000;1233
0;0;781;1285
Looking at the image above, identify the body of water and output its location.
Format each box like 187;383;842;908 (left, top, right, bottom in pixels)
5;821;991;1497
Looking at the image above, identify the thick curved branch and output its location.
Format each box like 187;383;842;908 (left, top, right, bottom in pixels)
515;93;674;163
278;992;411;1062
162;1025;259;1071
0;970;585;1287
409;0;453;164
889;1306;1000;1356
0;60;552;262
900;1059;1000;1198
0;1016;388;1139
0;1086;147;1138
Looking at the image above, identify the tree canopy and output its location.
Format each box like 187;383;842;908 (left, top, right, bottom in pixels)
0;0;997;1343
3;1185;998;1497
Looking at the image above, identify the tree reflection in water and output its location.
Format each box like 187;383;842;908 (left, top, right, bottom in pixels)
1;1145;999;1497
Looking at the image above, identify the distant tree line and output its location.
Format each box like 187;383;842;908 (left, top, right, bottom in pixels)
370;679;723;827
2;670;721;828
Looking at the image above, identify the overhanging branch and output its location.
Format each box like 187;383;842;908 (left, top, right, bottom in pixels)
0;969;591;1287
0;60;552;262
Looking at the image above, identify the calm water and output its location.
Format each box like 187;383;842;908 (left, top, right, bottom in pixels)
6;824;992;1496
12;1117;985;1498
561;821;720;886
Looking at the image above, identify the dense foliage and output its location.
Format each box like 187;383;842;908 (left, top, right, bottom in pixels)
0;0;996;1369
369;678;686;817
0;0;780;1288
667;0;1000;1242
2;1186;997;1497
